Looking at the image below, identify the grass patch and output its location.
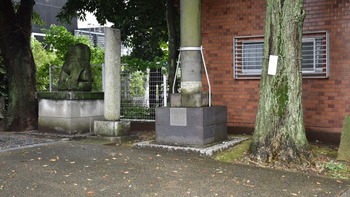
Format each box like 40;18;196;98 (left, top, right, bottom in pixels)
311;145;338;158
214;137;252;163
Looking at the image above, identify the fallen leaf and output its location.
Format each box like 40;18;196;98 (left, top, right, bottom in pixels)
69;161;75;164
87;191;95;195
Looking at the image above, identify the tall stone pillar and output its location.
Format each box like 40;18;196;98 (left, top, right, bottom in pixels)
155;0;227;146
104;28;121;121
180;0;202;95
94;27;130;137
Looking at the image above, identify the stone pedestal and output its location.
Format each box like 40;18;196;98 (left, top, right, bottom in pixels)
92;28;131;138
94;120;130;137
156;106;227;146
37;92;104;134
170;93;209;107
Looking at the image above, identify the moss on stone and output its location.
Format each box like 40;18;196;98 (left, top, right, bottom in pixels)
37;91;104;100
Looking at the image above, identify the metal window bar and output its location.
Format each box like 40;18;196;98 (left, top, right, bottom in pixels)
233;31;329;79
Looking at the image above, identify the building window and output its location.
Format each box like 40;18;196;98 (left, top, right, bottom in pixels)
234;31;329;79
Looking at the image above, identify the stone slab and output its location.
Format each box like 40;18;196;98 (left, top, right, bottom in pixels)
155;106;227;146
38;116;103;134
94;120;131;137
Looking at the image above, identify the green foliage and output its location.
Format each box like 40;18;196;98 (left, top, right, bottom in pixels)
122;55;167;72
58;0;167;61
42;25;89;66
31;37;56;91
322;160;349;179
33;25;105;91
32;11;46;26
121;99;151;119
91;65;103;91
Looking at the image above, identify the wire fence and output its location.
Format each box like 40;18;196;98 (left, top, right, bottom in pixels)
49;65;167;121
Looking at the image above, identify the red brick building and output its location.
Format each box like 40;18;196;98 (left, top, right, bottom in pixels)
201;0;350;143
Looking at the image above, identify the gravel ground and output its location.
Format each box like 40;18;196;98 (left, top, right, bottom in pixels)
0;132;57;151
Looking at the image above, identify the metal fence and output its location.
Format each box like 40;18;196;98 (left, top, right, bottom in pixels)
49;65;167;121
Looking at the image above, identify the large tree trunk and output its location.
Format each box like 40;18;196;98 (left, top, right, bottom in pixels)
249;0;311;164
166;0;180;94
0;0;37;131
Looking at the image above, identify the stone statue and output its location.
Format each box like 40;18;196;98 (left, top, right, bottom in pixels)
58;43;92;91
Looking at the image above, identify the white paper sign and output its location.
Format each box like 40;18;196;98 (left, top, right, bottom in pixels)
268;55;278;75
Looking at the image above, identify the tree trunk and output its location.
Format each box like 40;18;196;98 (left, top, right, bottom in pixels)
249;0;311;164
166;0;180;94
0;0;37;131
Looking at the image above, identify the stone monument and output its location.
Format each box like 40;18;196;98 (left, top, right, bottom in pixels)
57;43;93;91
37;43;104;134
155;0;227;146
94;28;130;137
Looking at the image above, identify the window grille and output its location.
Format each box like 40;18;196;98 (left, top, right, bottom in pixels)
233;31;329;79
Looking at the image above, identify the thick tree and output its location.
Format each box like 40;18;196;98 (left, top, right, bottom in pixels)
249;0;311;164
166;0;180;93
0;0;37;131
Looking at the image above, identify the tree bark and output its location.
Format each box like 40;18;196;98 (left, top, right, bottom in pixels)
166;0;180;94
249;0;311;164
0;0;37;131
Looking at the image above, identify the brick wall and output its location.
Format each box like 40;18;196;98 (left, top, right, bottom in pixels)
201;0;350;134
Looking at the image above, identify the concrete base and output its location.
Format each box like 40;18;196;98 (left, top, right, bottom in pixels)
37;92;104;134
170;93;209;107
155;106;227;146
94;120;130;137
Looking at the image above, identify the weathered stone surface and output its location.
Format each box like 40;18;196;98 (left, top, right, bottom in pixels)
170;93;209;107
338;115;350;161
58;43;92;91
94;120;130;137
180;0;202;94
104;27;121;121
155;106;227;146
181;93;209;107
38;92;104;134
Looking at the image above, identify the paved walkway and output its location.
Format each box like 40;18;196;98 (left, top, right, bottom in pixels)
0;135;349;197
